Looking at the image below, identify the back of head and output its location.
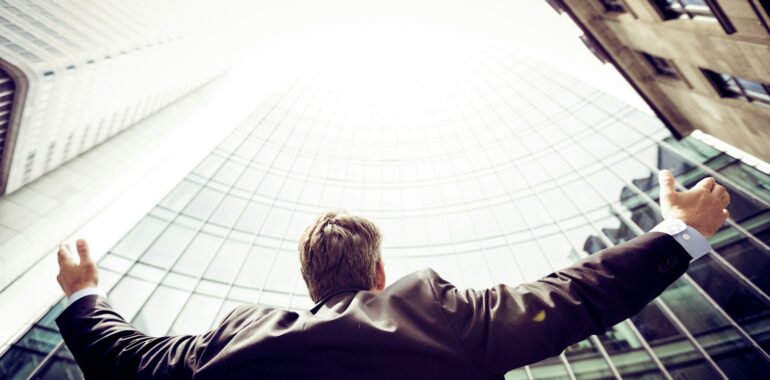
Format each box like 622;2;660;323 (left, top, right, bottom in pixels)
298;211;382;302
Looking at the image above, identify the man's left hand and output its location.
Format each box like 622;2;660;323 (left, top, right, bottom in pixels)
56;239;99;297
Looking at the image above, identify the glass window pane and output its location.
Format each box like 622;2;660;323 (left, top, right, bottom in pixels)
563;338;617;380
711;224;770;296
504;367;529;380
260;207;292;237
236;201;269;232
204;240;250;283
687;254;770;351
264;253;299;293
660;279;770;377
457;251;493;289
26;345;82;380
629;303;721;378
132;286;189;336
159;180;201;212
209;194;248;228
173;232;224;277
0;346;45;380
511;241;551;281
141;223;197;268
212;160;245;184
485;245;525;285
107;276;157;320
169;294;223;335
111;216;168;259
183;187;225;220
529;356;570;379
736;78;766;96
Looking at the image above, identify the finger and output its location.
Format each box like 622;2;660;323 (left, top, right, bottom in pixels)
723;208;730;220
76;239;91;263
714;185;730;206
694;177;716;192
57;244;73;265
658;170;677;198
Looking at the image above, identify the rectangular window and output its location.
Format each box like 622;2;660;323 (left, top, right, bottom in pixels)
703;69;770;107
651;0;736;34
599;0;626;12
641;52;679;79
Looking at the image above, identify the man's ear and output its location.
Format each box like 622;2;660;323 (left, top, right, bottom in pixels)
375;261;386;291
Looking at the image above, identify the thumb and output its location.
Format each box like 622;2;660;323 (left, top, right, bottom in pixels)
76;239;92;263
658;170;677;199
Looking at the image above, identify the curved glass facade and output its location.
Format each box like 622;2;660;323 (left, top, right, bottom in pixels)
1;54;769;379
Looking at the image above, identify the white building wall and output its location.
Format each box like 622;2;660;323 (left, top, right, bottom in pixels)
0;0;244;194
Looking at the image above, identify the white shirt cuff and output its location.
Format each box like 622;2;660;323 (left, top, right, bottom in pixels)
67;287;102;307
651;219;711;261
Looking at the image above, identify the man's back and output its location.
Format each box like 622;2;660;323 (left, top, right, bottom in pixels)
56;232;694;379
197;270;474;378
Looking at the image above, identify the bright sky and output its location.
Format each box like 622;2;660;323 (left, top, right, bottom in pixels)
228;0;651;112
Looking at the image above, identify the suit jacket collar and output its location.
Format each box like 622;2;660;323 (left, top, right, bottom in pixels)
309;288;362;314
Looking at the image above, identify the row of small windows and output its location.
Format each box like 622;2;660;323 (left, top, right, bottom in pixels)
0;68;13;183
588;2;770;110
600;0;748;35
641;51;770;108
0;5;188;77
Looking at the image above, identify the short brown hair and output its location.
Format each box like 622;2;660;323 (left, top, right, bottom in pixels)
298;211;382;302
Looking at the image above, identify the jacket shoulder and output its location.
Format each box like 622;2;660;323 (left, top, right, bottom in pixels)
379;267;447;304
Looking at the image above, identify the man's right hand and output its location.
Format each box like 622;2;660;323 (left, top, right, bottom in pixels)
658;170;730;237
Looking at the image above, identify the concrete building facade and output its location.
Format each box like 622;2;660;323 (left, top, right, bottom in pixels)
548;0;770;163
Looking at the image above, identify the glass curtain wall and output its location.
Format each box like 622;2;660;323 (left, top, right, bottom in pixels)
1;54;769;379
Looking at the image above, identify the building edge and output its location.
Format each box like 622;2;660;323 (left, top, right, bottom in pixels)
0;58;28;196
545;0;685;140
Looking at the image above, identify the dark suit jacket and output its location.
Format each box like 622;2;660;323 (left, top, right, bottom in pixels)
56;232;691;379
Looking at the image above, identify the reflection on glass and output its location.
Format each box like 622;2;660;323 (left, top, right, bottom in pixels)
529;356;570;380
132;286;189;336
4;54;770;380
562;339;616;379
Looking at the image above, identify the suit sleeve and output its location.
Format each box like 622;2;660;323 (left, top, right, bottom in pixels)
55;296;246;379
428;232;691;376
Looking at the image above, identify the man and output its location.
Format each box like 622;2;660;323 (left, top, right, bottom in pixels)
55;170;730;379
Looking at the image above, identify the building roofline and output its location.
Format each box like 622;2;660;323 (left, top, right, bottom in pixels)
547;0;684;140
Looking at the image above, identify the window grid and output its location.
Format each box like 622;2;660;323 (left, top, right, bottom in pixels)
541;56;770;343
3;54;769;379
496;56;770;377
445;85;621;378
474;60;686;378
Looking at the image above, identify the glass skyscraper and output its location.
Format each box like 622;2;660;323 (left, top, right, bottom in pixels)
1;53;768;379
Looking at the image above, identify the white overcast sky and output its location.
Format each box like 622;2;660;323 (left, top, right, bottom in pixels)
229;0;650;111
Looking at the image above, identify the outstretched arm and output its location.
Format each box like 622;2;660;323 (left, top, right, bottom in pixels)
430;170;730;376
54;240;229;379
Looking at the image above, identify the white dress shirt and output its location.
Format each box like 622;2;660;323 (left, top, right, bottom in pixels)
66;219;712;307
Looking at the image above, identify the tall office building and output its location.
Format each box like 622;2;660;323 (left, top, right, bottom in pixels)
546;0;770;164
0;52;767;379
0;0;243;195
